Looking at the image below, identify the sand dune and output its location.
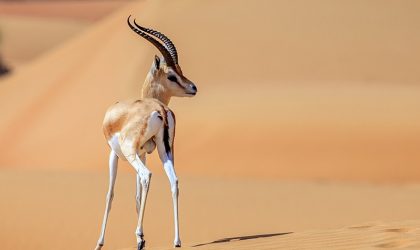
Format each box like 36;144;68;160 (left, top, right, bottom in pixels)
0;16;87;66
0;0;130;21
0;1;131;66
1;170;420;250
0;0;420;182
143;220;420;250
1;1;419;250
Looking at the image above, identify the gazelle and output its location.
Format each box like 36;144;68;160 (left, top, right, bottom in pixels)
94;16;197;250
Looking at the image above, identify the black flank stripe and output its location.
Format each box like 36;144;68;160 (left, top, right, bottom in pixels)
163;122;171;156
159;106;171;156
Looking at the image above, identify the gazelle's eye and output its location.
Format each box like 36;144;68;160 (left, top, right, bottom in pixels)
167;75;178;82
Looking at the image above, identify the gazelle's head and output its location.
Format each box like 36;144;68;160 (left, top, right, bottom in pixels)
127;16;197;103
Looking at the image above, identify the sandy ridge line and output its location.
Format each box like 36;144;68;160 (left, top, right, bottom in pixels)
118;220;420;250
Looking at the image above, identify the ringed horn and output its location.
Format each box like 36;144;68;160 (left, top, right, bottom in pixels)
127;15;179;66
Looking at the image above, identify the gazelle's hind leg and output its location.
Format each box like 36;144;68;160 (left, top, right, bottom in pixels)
156;110;181;247
120;145;151;250
95;150;118;250
121;112;162;250
128;154;151;250
135;171;142;216
135;154;146;216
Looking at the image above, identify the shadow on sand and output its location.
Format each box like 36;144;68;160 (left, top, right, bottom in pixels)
192;232;293;247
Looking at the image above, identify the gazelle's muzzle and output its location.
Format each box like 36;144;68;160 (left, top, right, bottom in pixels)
186;83;197;95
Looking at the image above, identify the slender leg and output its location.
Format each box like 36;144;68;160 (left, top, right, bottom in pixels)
136;154;146;215
136;174;141;215
156;113;181;248
161;156;181;248
129;154;152;250
95;150;118;250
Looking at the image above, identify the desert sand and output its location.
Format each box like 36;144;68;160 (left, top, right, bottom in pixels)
0;0;420;249
1;170;420;250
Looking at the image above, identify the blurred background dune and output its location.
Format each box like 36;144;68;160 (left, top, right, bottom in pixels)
1;1;420;249
0;0;419;182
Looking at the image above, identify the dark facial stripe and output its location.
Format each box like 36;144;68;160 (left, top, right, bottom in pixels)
168;75;185;89
175;81;185;89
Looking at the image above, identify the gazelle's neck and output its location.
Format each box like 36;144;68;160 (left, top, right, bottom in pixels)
141;74;171;105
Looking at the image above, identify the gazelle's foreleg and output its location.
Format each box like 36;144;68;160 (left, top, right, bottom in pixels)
156;110;181;247
160;153;181;247
95;150;118;250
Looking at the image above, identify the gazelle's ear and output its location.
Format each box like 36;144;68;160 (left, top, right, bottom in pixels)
154;55;161;70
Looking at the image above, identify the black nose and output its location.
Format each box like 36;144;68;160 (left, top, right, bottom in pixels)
191;84;197;92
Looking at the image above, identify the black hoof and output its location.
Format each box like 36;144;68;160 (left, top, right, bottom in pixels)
175;244;181;248
137;239;145;250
